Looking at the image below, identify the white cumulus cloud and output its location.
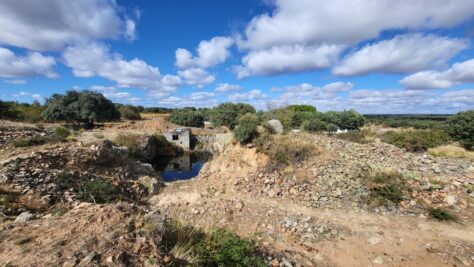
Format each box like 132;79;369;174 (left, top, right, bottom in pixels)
334;34;468;76
175;36;234;69
0;47;57;78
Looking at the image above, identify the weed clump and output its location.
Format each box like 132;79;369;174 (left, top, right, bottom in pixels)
54;172;120;204
365;169;408;206
255;134;319;166
162;220;265;266
381;130;449;152
428;208;458;222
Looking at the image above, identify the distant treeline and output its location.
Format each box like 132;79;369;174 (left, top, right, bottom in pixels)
365;114;452;130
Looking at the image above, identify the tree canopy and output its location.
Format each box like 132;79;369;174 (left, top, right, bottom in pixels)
42;90;120;127
211;103;256;129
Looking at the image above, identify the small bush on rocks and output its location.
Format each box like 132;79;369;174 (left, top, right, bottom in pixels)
366;170;407;206
428;207;458;222
54;126;71;140
381;130;449;152
234;113;259;143
256;134;319;165
76;179;120;204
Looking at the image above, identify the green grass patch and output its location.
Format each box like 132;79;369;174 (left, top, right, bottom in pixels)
365;170;408;207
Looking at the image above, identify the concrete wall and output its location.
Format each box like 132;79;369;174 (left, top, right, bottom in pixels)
164;128;191;150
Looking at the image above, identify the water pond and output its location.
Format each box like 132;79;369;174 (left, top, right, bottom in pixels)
149;153;209;182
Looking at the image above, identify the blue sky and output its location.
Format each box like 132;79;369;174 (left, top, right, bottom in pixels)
0;0;474;113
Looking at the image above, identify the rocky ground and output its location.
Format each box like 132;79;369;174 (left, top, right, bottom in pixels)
152;133;474;266
0;119;473;266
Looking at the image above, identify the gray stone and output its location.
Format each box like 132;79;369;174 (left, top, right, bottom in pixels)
138;176;161;195
268;119;284;134
14;211;35;223
94;140;128;165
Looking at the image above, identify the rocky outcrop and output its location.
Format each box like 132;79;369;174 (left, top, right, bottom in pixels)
91;140;128;165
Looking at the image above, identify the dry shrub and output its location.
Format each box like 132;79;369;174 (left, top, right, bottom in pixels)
364;168;408;207
336;129;375;144
114;133;142;158
428;145;474;160
256;134;319;165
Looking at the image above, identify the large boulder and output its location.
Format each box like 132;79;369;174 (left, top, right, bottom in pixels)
268;119;284;134
92;140;128;165
138;175;162;195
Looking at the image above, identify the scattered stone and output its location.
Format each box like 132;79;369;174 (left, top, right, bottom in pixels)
14;212;35;223
372;256;384;264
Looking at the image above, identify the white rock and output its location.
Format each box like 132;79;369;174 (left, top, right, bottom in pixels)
14;211;35;223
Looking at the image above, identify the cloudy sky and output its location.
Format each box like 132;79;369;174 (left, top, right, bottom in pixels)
1;0;474;113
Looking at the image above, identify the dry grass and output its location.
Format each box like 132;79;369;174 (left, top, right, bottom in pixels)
428;145;474;160
256;134;320;165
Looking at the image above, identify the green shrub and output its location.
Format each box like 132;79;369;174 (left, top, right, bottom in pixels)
76;179;120;204
301;118;329;132
54;172;120;204
211;103;256;129
381;130;450;152
287;104;317;113
170;109;204;127
194;229;266;267
234;113;259;143
447;110;474;150
54;126;71;140
119;105;141;120
162;220;265;267
12;136;49;147
428;207;458;222
366;170;407;206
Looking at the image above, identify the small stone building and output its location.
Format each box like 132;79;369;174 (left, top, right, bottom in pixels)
164;128;191;150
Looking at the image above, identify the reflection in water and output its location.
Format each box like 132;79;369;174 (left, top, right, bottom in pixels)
149;153;208;182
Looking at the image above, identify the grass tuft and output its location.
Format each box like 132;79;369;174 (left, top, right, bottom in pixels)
428;208;458;222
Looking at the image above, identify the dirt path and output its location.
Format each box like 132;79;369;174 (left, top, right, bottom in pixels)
151;181;473;266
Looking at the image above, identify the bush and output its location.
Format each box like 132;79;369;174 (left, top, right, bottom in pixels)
381;130;450;152
170;109;204;127
54;126;71;140
54;172;120;204
194;229;266;267
163;220;265;266
301;118;329;132
428;207;458;222
211;103;256;129
256;134;319;165
119;105;141;120
365;170;407;206
447;110;474;150
76;179;120;204
234;113;259;143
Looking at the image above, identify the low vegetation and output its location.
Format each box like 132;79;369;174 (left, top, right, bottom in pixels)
114;133;142;158
301;117;338;132
367;115;449;130
170;108;204;127
336;129;375;144
381;129;450;152
234;113;259;143
211;103;256;129
256;134;319;165
54;172;120;204
163;220;265;266
428;145;474;160
428;207;458;222
365;169;408;207
447;110;474;150
118;105;142;120
11;126;72;147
